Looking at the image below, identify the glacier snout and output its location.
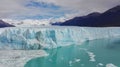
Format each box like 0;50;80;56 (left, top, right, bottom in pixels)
0;27;120;49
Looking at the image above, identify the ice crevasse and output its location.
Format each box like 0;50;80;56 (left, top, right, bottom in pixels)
0;26;120;50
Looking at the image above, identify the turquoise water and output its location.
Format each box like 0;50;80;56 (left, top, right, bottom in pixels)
25;38;120;67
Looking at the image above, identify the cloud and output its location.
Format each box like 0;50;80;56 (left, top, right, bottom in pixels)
0;0;120;20
0;0;60;19
35;0;120;12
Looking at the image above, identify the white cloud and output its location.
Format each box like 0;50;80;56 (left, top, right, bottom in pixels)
0;0;120;20
35;0;120;12
0;0;27;18
0;0;63;19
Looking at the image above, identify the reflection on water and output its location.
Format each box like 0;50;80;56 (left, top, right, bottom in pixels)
25;38;120;67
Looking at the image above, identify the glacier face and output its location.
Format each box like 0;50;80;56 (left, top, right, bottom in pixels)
0;26;120;50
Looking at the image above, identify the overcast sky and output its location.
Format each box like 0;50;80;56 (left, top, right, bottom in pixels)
0;0;120;20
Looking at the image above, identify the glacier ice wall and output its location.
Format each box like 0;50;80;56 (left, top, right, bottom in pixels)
0;27;120;49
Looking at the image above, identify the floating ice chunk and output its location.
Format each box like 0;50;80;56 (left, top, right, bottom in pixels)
96;63;104;67
69;61;73;66
98;63;104;66
87;51;96;62
75;59;80;62
69;58;80;66
106;63;117;67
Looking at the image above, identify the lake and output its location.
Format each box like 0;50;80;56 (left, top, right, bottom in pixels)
25;38;120;67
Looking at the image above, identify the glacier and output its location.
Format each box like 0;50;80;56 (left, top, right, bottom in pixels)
0;50;48;67
0;26;120;50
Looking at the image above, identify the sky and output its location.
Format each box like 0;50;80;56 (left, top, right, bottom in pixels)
0;0;120;20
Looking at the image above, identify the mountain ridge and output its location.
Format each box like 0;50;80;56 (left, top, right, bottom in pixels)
54;5;120;27
0;20;15;28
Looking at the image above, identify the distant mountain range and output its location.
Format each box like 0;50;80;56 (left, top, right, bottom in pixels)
0;20;15;28
53;5;120;27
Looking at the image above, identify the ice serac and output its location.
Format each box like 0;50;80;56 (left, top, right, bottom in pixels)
0;27;120;50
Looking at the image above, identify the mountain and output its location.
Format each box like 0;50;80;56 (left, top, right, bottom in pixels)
57;5;120;27
0;20;15;28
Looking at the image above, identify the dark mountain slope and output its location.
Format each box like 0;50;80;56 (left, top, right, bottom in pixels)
58;5;120;27
0;20;15;28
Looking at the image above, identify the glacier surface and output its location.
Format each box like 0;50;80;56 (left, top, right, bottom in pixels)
0;26;120;49
0;50;48;67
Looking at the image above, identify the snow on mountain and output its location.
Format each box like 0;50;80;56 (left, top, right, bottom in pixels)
3;19;51;27
2;17;67;27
